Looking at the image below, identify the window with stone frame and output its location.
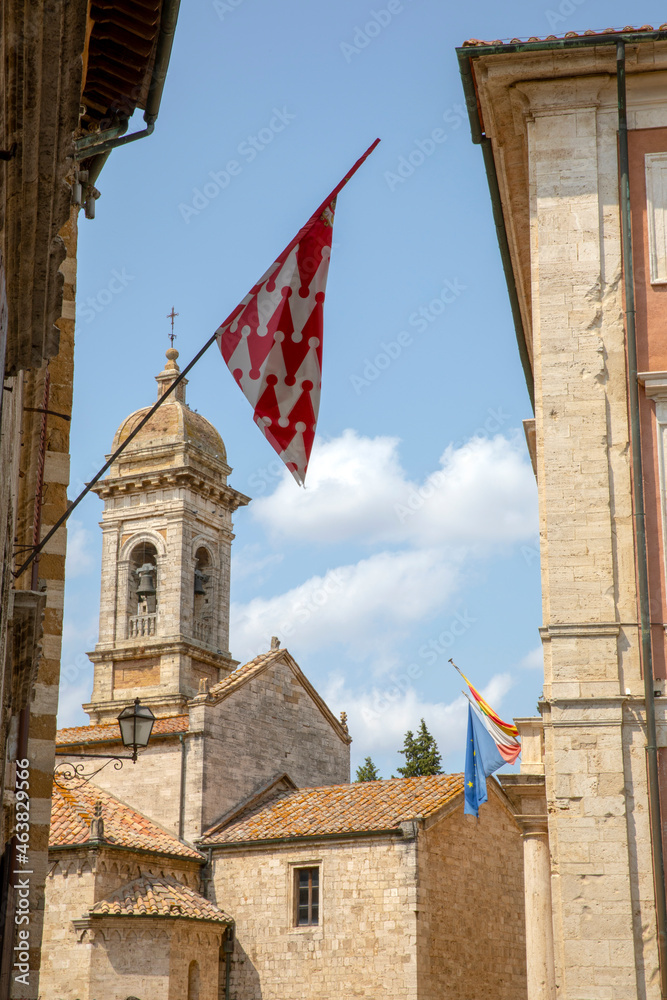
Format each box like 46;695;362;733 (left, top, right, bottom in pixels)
294;866;320;926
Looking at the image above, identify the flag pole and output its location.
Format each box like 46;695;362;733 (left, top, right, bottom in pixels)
13;332;218;580
14;140;381;581
275;138;381;263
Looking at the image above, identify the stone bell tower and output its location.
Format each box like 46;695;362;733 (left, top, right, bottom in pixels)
84;348;250;723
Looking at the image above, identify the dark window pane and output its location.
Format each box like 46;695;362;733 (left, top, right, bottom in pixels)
311;901;319;923
311;870;319;887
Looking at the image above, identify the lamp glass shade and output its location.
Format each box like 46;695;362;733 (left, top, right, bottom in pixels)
118;698;155;751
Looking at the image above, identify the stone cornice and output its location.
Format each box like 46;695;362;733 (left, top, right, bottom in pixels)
89;641;238;672
92;467;250;510
540;622;621;638
639;371;667;402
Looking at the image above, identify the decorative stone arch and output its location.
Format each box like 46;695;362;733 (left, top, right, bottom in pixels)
118;530;167;640
191;537;217;646
190;534;217;569
187;958;201;1000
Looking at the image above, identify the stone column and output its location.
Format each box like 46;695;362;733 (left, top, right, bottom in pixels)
522;816;556;1000
500;717;555;1000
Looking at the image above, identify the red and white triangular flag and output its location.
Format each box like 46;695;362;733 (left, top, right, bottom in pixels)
216;140;379;485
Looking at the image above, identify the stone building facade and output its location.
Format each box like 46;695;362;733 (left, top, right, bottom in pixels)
459;24;667;1000
204;775;526;1000
43;781;231;1000
42;353;528;999
0;5;183;997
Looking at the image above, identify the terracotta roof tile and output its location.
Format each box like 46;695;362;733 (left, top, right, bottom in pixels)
201;774;464;845
90;874;231;924
56;714;189;747
208;650;281;700
462;24;667;47
50;781;202;860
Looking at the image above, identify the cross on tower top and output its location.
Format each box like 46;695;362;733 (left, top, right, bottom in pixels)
167;306;179;346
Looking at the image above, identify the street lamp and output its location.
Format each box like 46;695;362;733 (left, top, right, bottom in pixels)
118;698;156;762
54;697;156;787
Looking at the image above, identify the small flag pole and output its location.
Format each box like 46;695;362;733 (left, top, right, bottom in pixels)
14;140;381;581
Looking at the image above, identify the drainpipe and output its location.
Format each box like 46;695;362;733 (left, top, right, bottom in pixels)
74;0;182;161
178;734;187;840
617;39;667;998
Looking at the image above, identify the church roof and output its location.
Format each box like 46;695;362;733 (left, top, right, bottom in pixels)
461;24;667;48
112;398;227;465
109;348;228;467
89;873;231;925
200;774;464;845
207;649;282;699
206;646;352;744
56;714;189;747
50;781;203;860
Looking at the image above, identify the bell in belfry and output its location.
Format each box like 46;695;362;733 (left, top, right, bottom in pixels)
135;562;157;613
194;567;208;595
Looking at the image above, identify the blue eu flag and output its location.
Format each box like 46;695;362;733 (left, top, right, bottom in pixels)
464;703;506;817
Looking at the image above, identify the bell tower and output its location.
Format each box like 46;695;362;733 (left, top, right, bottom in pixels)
84;348;250;723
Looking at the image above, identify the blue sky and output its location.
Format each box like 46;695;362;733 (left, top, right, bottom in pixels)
59;0;666;778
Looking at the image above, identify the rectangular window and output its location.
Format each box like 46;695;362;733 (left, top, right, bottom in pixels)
645;152;667;284
294;866;319;926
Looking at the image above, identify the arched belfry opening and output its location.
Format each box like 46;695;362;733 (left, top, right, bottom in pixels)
128;541;158;638
193;546;212;644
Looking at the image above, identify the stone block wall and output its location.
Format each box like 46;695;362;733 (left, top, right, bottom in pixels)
41;848;216;1000
211;835;419;1000
472;53;667;1000
197;655;350;835
417;785;526;1000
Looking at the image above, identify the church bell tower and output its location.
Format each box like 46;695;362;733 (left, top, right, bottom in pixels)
84;348;250;723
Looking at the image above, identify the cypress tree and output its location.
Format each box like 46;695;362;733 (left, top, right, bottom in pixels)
396;719;442;777
355;756;381;781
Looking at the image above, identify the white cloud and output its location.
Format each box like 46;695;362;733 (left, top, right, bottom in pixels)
230;547;460;666
65;519;97;578
519;646;544;671
231;543;283;583
231;429;539;673
324;671;516;765
251;430;537;549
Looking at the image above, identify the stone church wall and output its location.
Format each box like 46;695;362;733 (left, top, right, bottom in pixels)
196;656;350;834
69;737;188;839
211;835;419;1000
40;853;96;999
416;784;526;999
42;848;216;1000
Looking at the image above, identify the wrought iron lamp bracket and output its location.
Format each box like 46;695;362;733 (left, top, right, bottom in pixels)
53;751;137;789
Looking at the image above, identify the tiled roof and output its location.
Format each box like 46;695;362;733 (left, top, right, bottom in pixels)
208;650;281;700
56;714;189;747
50;781;202;860
201;774;464;845
463;24;667;47
90;874;231;924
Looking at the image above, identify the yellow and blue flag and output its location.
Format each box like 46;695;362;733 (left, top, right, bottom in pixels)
464;702;506;817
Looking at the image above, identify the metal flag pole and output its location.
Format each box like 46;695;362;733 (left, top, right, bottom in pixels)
13;331;218;580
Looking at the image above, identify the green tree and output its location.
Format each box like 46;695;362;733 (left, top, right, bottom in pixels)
355;756;381;781
395;719;442;777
